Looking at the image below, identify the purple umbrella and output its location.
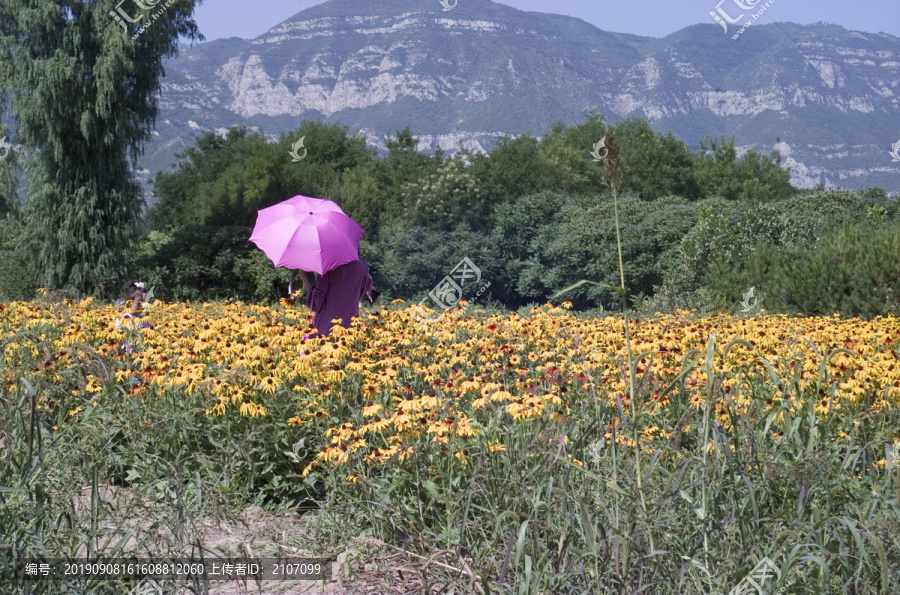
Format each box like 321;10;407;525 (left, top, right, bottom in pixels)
249;195;365;275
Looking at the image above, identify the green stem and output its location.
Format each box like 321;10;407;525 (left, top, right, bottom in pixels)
612;182;655;558
700;381;713;592
611;182;635;411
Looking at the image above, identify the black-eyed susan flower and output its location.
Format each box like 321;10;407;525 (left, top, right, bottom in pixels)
260;376;279;394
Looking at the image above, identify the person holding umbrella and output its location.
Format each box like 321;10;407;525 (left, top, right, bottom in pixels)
294;262;376;337
249;195;378;337
125;281;146;312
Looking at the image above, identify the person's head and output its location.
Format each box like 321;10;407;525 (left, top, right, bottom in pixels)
127;281;145;309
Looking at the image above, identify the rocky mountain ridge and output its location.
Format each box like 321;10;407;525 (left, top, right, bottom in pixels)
142;0;900;193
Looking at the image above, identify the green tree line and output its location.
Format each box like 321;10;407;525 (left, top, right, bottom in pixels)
0;2;895;320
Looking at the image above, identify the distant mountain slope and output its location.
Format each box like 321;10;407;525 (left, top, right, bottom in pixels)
142;0;900;194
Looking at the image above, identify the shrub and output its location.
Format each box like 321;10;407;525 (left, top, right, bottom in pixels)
488;191;573;308
705;220;900;319
518;193;695;310
401;158;488;233
128;225;292;303
0;216;40;301
366;219;499;304
648;189;900;316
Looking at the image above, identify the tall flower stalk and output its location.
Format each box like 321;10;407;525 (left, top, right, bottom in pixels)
601;131;636;413
553;131;656;563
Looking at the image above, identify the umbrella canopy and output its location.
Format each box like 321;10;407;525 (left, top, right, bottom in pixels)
249;195;365;275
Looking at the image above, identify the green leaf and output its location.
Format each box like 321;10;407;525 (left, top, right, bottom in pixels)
678;489;705;520
421;480;440;500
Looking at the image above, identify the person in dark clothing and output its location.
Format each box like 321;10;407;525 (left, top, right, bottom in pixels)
295;260;375;337
126;281;145;312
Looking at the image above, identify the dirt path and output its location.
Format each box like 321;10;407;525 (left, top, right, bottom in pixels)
175;506;474;595
70;487;476;594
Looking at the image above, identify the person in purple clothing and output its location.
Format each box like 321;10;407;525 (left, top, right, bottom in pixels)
295;260;376;337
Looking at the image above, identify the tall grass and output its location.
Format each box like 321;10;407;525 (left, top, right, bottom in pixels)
309;315;900;593
308;133;900;593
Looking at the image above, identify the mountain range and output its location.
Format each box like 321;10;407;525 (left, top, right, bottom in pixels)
141;0;900;194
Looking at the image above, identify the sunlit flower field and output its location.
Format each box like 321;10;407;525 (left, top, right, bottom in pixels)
6;295;898;458
3;292;899;592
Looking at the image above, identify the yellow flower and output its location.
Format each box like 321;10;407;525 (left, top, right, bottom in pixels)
455;415;479;437
85;377;102;394
460;377;481;393
302;461;318;477
491;390;514;402
390;411;414;431
359;415;391;434
550;409;568;422
239;400;266;418
507;396;544;421
420;392;440;410
260;376;279;393
472;395;489;410
486;441;506;453
542;393;564;407
363;401;382;417
398;396;423;414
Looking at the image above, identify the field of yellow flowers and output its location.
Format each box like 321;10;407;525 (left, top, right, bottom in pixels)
2;293;899;593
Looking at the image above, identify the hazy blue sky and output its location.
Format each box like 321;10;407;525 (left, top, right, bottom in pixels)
191;0;900;42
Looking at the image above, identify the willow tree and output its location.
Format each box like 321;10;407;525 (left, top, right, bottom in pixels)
0;10;17;218
0;0;202;296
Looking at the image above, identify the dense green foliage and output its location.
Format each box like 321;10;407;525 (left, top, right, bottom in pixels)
0;215;40;301
128;111;836;316
648;188;900;318
0;0;203;297
150;122;377;229
704;220;900;319
130;226;293;303
0;62;895;320
514;193;697;311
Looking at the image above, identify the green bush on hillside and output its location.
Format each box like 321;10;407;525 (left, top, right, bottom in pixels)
129;226;291;303
516;193;696;310
647;189;900;315
365;220;498;305
704;221;900;319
